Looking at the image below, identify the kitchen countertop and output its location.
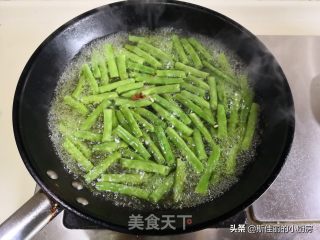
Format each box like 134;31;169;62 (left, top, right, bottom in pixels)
1;0;320;226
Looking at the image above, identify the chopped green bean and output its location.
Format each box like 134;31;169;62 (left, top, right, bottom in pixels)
182;135;196;153
80;92;118;104
186;75;210;90
173;159;186;202
114;98;152;108
172;35;189;64
99;173;150;185
203;60;238;87
216;79;226;105
188;37;212;62
217;53;234;76
217;104;228;138
225;144;239;175
152;103;193;136
128;72;152;78
111;108;118;128
137;41;172;64
99;79;135;93
116;82;144;94
152;94;191;125
208;76;218;110
82;64;99;94
115;110;130;131
166;127;203;173
102;109;112;142
193;129;207;161
149;174;174;203
156;70;186;78
120;106;142;137
180;82;206;97
154;125;175;166
125;44;161;68
92;141;127;153
162;93;189;110
127;60;156;74
96;182;150;200
189;113;214;145
63;96;88;115
142;84;180;95
104;43;119;78
70;138;92;159
91;51;101;78
72;74;86;99
121;159;170;175
85;152;121;183
63;138;93;171
210;126;217;137
175;62;209;78
122;48;145;64
181;38;203;69
241;103;259;150
116;54;128;80
180;90;210;109
142;131;166;164
134;108;166;128
195;145;221;194
73;130;102;142
80;100;111;130
132;111;155;132
135;75;184;85
228;93;241;135
239;80;253;125
175;94;215;126
128;35;147;43
121;148;146;161
98;57;109;85
114;126;151;159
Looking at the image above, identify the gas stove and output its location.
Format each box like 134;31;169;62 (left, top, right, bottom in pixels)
32;36;320;239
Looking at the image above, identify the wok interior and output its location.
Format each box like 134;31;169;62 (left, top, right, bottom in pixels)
13;1;294;233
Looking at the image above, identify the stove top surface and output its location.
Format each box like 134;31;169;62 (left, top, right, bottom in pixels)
249;36;320;224
34;36;320;240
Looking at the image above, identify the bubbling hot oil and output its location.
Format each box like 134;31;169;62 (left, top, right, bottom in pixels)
48;27;261;210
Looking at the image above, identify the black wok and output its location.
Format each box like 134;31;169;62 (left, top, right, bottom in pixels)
1;0;294;238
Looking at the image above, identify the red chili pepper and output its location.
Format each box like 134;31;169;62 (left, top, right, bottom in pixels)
131;93;145;100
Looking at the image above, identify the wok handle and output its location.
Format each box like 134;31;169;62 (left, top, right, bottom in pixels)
0;190;61;240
